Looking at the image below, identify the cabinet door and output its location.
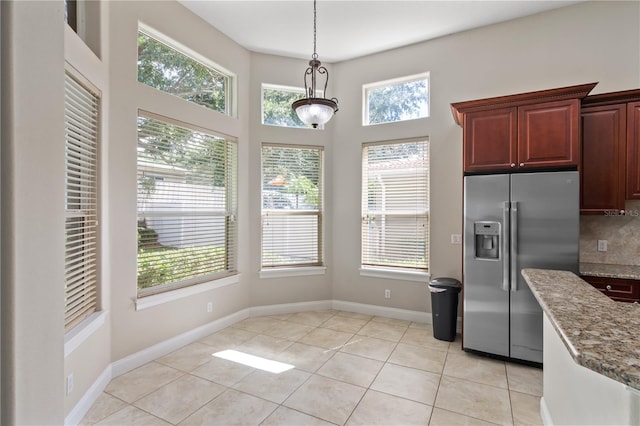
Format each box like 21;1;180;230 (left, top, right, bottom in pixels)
627;101;640;199
518;99;580;168
580;104;627;214
463;107;517;173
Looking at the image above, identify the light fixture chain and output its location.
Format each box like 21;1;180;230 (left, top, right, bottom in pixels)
313;0;317;59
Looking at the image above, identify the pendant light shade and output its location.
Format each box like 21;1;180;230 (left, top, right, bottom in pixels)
293;98;337;128
292;0;338;128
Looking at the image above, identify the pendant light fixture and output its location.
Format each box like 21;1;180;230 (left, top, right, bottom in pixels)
292;0;338;128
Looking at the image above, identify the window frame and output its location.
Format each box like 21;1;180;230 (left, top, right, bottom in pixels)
261;143;324;269
136;111;238;298
137;24;237;117
363;72;430;126
360;137;430;275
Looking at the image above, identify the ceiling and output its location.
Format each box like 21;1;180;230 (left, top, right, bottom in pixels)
178;0;582;63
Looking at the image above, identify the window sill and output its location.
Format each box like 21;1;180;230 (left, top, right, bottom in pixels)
260;266;326;279
64;311;108;357
359;267;431;283
135;274;240;311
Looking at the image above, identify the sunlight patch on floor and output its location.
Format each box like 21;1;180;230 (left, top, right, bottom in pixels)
213;349;295;374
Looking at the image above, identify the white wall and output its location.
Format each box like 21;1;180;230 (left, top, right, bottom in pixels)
1;1;639;423
248;53;334;307
107;1;252;362
1;1;66;423
62;4;113;413
330;0;640;312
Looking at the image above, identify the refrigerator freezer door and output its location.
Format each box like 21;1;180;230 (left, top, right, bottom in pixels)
510;171;579;363
463;174;510;357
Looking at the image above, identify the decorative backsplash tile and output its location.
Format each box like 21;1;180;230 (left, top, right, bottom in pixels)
580;201;640;266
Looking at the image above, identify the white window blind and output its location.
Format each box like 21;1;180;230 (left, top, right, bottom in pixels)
137;114;237;296
64;71;99;331
261;144;323;268
362;139;429;271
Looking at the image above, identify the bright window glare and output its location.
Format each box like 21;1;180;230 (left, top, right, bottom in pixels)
213;349;295;374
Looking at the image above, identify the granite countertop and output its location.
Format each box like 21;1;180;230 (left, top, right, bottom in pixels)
580;262;640;280
522;268;640;391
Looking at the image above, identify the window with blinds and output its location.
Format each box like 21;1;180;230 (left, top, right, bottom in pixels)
64;71;99;331
361;139;429;271
137;114;238;296
261;144;323;268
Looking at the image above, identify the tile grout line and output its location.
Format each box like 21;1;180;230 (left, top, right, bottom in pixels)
84;311;541;425
428;339;450;425
341;317;405;425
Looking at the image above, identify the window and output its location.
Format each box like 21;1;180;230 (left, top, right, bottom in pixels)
261;144;323;268
363;73;430;125
362;139;429;271
65;0;78;32
64;71;99;330
137;28;232;115
137;114;237;296
262;84;313;129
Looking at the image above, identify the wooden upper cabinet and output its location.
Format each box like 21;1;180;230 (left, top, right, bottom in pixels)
580;104;627;214
579;91;640;212
518;99;580;168
463;108;516;172
627;101;640;199
451;83;597;174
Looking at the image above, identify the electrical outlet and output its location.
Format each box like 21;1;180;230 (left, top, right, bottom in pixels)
66;373;74;395
384;289;391;299
207;302;213;313
597;240;608;252
451;234;462;244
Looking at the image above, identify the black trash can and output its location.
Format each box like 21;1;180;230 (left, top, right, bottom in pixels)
429;277;462;342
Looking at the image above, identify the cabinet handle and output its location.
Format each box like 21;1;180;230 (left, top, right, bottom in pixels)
606;285;612;291
510;163;516;168
519;162;525;167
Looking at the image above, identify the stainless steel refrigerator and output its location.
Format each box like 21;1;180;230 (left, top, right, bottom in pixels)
463;171;579;363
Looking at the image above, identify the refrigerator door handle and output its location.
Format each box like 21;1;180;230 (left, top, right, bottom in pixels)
510;201;519;291
502;201;510;292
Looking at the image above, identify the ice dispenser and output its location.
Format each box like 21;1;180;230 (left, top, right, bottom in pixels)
474;221;500;260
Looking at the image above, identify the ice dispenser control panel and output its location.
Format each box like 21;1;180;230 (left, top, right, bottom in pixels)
474;221;500;260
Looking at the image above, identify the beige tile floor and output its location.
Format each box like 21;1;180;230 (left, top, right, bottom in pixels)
82;310;543;425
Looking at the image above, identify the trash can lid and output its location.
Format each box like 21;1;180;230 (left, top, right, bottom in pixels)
428;277;462;289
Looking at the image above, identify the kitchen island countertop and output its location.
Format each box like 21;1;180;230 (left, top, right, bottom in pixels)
522;268;640;391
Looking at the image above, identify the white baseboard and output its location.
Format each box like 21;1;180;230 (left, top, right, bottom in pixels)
332;300;431;323
332;300;463;333
65;365;112;426
540;396;553;426
110;300;339;378
250;300;333;317
69;299;453;424
111;308;250;377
